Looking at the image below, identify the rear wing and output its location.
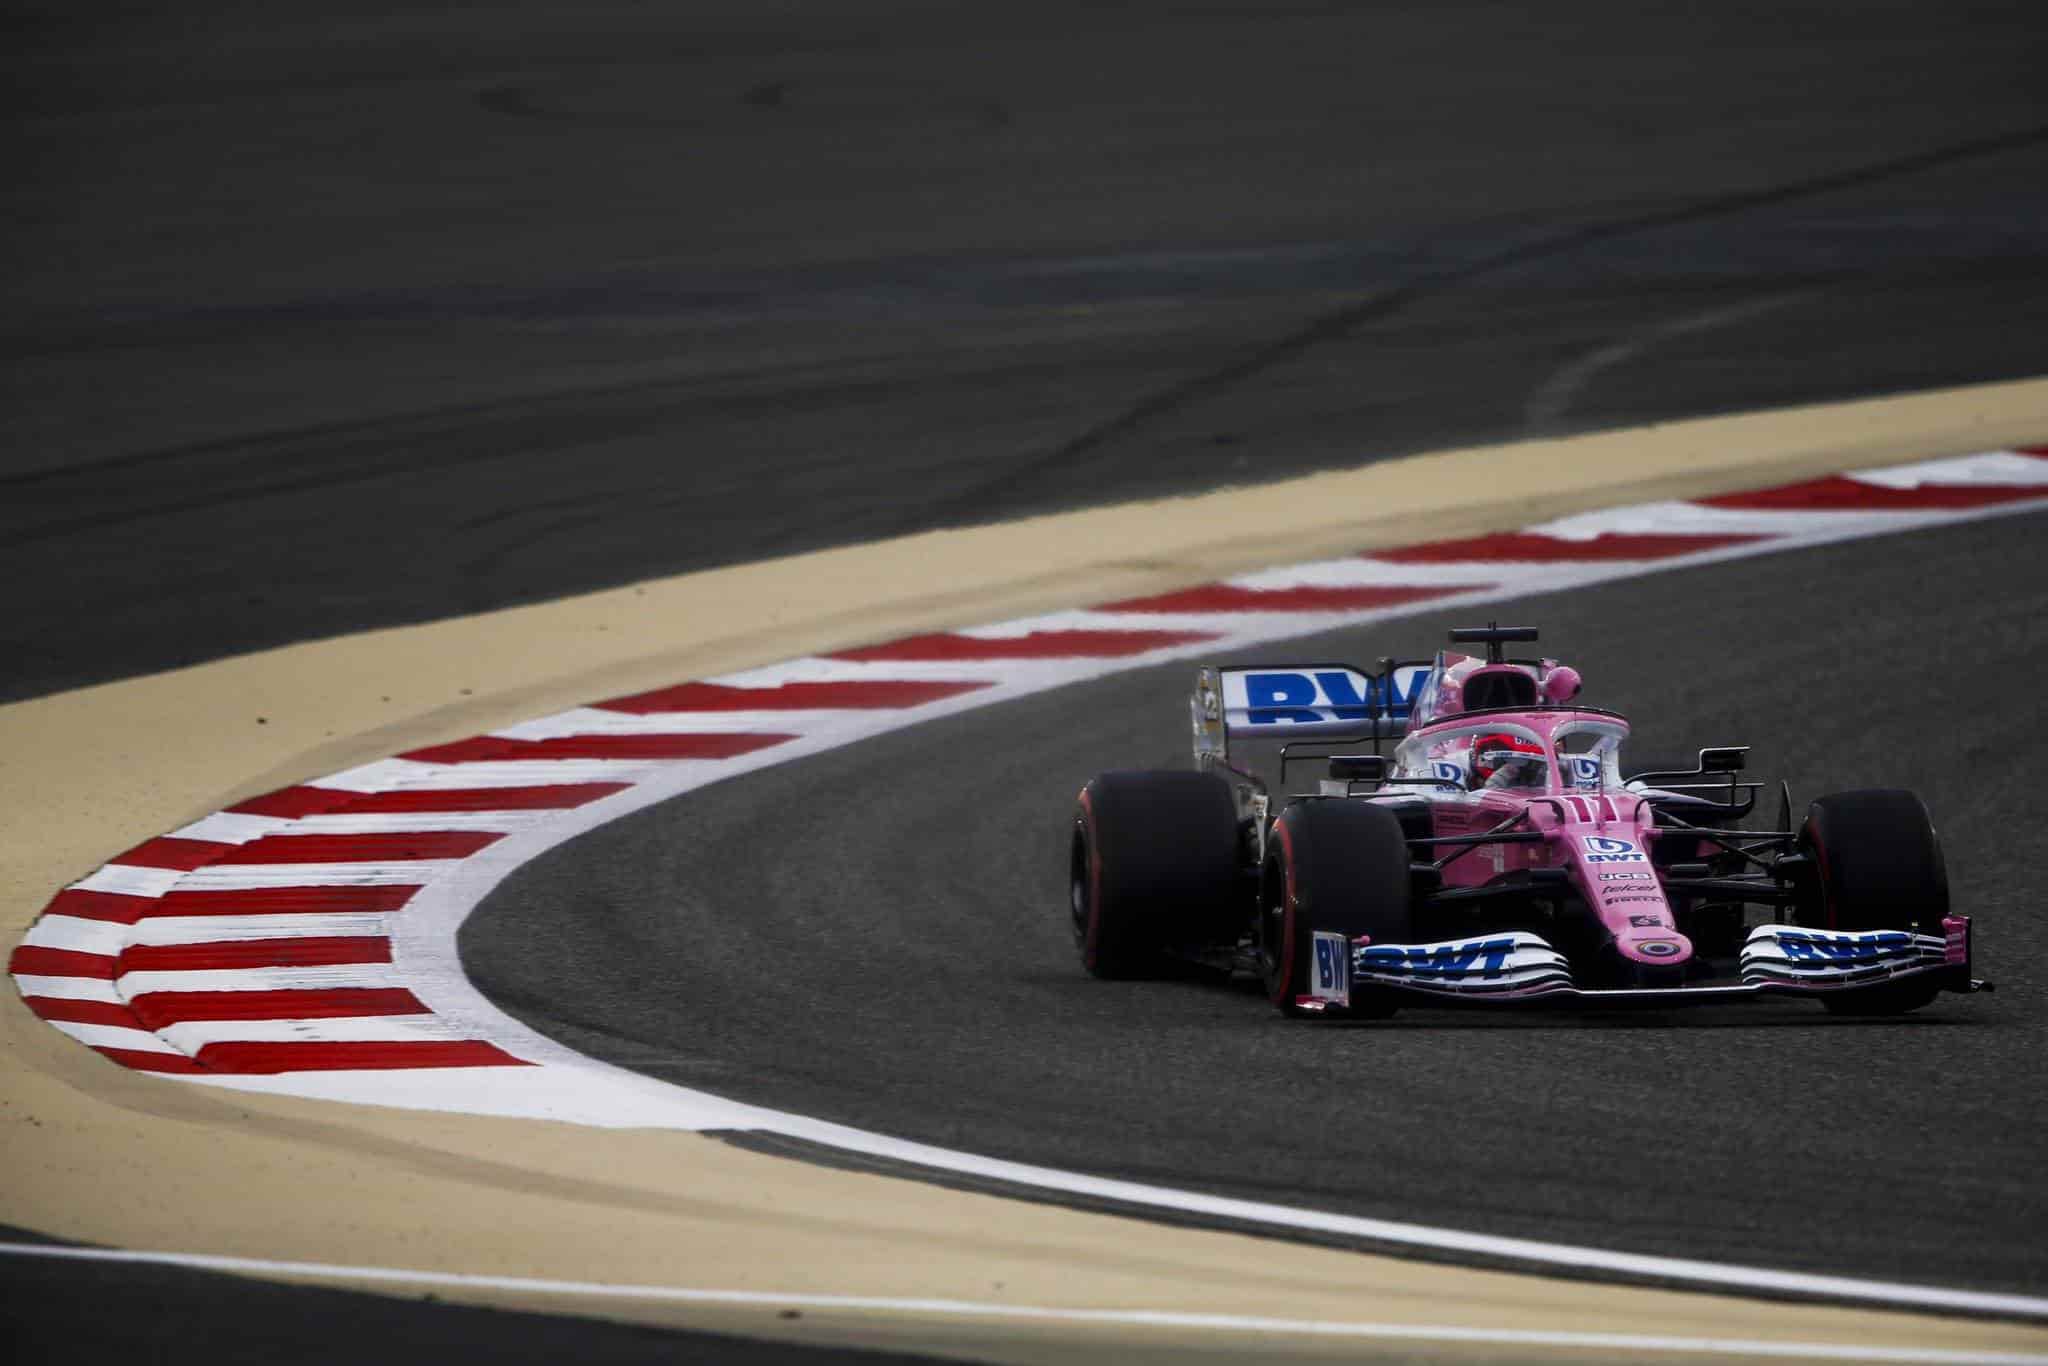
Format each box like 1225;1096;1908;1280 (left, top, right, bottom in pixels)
1192;661;1432;770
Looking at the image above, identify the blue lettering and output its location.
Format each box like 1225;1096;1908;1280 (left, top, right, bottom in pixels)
1779;931;1914;964
1312;670;1373;721
1406;944;1478;976
1478;938;1515;976
1364;937;1518;980
1383;668;1425;718
1245;673;1322;725
1315;937;1342;991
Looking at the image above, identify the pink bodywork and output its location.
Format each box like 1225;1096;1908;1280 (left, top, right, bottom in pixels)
1409;707;1697;969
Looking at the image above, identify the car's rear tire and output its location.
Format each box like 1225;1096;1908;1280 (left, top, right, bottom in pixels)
1071;770;1242;979
1259;800;1412;1017
1798;789;1949;1016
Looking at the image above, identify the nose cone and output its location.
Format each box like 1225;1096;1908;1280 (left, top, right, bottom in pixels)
1616;929;1694;967
1566;822;1692;967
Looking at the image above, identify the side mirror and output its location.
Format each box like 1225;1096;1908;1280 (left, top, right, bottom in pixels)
1542;665;1582;704
1697;746;1748;773
1328;755;1387;784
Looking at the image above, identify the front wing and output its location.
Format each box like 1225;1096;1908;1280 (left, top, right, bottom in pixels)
1295;918;1989;1013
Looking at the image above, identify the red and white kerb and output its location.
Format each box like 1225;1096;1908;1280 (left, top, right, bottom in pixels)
13;446;2048;1089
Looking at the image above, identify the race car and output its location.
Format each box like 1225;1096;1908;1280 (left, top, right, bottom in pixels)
1068;624;1989;1016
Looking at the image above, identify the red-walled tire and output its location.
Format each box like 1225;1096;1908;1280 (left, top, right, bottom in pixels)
1798;789;1949;1016
1070;770;1241;979
1258;800;1411;1017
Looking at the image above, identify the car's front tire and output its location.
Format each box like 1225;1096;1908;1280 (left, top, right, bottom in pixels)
1798;789;1949;1016
1071;770;1241;979
1259;800;1412;1017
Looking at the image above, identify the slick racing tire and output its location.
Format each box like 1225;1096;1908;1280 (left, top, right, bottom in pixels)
1799;789;1949;1016
1260;800;1412;1018
1071;770;1241;979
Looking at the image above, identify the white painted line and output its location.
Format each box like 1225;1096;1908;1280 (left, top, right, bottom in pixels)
126;914;394;945
115;964;402;996
43;1021;180;1053
943;614;1214;639
166;812;297;844
494;707;866;739
312;758;670;792
13;974;121;1002
288;812;550;835
0;1243;2036;1363
1233;556;1519;588
71;865;180;898
1852;451;2048;487
708;656;1100;687
158;1015;468;1050
173;862;466;889
983;606;1426;636
19;915;128;956
1526;501;1935;538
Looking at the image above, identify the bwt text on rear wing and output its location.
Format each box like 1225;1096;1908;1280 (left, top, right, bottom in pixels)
1191;661;1431;771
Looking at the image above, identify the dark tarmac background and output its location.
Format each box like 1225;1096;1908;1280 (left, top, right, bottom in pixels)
6;0;2046;1359
6;0;2045;699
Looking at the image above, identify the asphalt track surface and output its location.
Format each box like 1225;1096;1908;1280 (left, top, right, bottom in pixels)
469;506;2048;1301
7;0;2048;701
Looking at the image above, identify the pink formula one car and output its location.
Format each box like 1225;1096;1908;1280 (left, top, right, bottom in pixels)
1070;625;1989;1016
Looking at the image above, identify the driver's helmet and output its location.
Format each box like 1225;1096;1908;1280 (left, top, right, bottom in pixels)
1470;732;1548;790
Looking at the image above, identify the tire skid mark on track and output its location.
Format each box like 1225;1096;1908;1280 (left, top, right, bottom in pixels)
11;445;2048;1317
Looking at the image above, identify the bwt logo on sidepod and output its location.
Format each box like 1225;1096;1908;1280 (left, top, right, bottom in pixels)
1581;836;1646;865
